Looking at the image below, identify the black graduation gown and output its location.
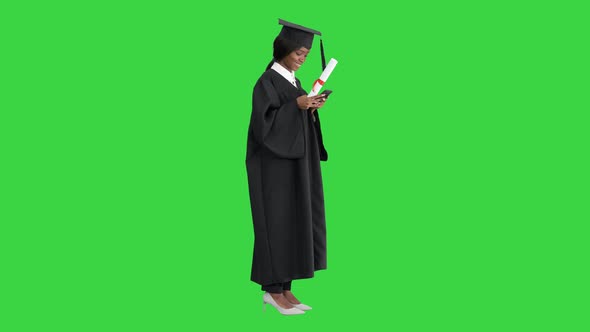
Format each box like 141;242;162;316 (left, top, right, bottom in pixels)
245;68;328;286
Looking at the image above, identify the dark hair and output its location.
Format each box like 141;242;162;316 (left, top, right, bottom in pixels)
265;35;300;70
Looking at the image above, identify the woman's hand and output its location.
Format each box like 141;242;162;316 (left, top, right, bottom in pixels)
309;98;326;114
296;94;326;110
310;96;327;114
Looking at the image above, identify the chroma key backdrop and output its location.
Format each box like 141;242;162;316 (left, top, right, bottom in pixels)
1;1;587;331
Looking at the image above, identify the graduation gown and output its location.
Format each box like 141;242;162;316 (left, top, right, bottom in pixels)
246;68;328;286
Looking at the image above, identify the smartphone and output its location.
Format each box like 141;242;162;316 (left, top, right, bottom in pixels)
321;90;333;98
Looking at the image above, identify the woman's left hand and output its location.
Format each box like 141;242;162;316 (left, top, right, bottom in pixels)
310;94;327;113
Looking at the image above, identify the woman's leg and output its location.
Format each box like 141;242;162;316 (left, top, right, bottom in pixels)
283;281;292;291
261;283;283;294
282;281;302;304
262;282;295;308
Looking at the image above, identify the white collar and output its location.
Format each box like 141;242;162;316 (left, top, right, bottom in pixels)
271;62;297;87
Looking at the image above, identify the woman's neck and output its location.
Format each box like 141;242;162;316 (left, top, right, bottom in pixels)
277;61;292;73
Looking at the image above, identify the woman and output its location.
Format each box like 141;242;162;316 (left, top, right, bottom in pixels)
245;19;331;316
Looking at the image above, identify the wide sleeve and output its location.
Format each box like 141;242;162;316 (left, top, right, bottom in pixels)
313;110;329;161
250;78;304;159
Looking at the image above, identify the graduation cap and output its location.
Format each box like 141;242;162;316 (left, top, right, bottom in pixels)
277;19;327;71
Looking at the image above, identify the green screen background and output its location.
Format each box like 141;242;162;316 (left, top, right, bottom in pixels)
1;1;588;331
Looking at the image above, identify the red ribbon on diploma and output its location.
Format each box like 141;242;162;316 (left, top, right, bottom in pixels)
314;79;325;86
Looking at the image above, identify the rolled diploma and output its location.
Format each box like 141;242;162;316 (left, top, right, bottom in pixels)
308;58;338;97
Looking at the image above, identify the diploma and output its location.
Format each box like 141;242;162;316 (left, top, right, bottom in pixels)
308;58;338;97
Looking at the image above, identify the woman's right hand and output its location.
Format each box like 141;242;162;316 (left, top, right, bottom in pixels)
296;94;326;110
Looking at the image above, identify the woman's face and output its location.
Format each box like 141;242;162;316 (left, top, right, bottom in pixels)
280;47;310;72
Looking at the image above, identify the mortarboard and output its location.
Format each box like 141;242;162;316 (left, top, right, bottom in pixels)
277;19;327;71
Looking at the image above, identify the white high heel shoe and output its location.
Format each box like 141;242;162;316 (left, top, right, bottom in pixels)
290;302;312;311
263;292;305;315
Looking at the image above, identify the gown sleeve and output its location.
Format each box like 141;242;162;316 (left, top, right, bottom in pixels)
250;77;304;159
313;109;329;161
